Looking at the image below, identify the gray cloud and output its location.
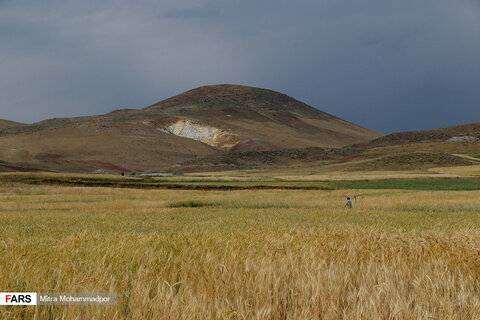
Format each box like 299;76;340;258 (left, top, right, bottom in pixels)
162;1;220;19
0;0;479;132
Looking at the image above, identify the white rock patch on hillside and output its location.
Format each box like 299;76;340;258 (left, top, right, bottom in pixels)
446;136;479;142
162;120;241;149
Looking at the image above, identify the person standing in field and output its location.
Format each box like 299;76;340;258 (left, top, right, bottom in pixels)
345;197;352;209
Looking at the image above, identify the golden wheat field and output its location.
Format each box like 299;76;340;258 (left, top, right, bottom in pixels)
1;182;480;319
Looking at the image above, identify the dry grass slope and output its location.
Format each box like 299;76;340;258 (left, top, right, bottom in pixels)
0;119;26;130
1;183;480;319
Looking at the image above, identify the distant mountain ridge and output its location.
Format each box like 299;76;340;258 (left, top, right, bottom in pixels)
0;84;382;173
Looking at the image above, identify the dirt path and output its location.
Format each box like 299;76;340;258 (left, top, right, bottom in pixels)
452;154;480;162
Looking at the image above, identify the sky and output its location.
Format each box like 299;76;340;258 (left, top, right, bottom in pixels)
0;0;479;133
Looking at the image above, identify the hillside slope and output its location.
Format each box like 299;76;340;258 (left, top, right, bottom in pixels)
0;119;26;130
0;84;381;173
177;122;480;172
360;122;480;148
319;122;480;172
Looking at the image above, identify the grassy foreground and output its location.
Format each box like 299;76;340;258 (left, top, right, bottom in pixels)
1;184;480;319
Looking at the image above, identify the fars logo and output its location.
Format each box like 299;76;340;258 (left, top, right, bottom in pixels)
0;293;37;305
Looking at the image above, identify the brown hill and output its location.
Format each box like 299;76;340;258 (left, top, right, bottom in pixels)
144;84;382;150
0;84;381;173
0;119;26;130
318;123;480;172
359;122;480;148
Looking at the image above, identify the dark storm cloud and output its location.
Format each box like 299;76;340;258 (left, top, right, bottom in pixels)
0;0;479;132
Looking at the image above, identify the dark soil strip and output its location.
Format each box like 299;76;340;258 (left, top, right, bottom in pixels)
0;176;331;191
0;164;45;172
